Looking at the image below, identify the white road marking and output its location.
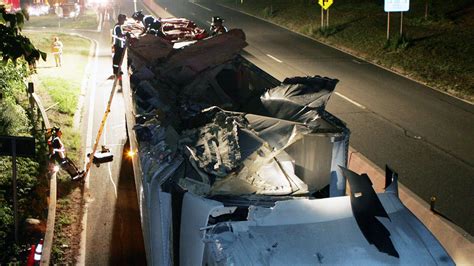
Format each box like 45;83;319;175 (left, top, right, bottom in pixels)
192;2;212;12
110;123;125;130
335;92;366;109
266;54;283;63
104;121;118;198
78;39;99;266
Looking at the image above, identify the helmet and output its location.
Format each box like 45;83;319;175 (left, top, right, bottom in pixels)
132;10;144;20
211;16;224;25
48;126;61;137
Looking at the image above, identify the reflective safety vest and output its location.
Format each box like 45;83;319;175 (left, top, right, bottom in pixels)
112;24;126;48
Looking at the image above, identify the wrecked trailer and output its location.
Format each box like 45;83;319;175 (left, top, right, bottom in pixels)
121;28;453;265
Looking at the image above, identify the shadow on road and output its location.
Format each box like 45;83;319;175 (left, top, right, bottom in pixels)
108;140;146;265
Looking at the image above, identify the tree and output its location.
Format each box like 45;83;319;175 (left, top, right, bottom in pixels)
0;5;46;65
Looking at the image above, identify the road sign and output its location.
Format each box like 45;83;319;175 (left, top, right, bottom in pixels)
0;136;35;157
384;0;410;12
318;0;333;10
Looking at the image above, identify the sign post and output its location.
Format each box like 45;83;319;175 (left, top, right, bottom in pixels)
387;12;390;40
318;0;333;29
0;136;35;245
384;0;410;39
321;6;324;29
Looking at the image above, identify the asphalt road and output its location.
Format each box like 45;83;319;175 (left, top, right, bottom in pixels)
152;0;474;235
78;4;146;264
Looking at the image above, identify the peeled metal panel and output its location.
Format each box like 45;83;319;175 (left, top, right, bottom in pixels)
180;193;223;266
285;134;333;191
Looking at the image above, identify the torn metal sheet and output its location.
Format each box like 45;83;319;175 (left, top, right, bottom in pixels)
202;193;454;265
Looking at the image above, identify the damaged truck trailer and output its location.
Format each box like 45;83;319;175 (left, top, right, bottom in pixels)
121;24;453;265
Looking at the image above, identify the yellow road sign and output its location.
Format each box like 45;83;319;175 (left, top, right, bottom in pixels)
318;0;333;10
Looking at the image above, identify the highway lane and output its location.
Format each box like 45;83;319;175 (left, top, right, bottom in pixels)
78;3;146;263
152;0;474;234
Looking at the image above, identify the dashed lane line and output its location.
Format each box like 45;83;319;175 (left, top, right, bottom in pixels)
191;2;212;12
335;92;366;109
266;54;283;63
104;121;118;198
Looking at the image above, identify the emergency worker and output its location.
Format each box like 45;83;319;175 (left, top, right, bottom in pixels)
210;16;228;36
51;36;63;67
48;127;84;180
132;10;163;36
112;14;127;76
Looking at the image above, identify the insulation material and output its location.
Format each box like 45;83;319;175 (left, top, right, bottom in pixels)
158;29;247;85
128;34;174;68
179;109;309;196
260;76;339;124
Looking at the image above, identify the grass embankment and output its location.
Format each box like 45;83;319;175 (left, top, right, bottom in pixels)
24;31;92;264
25;9;99;30
0;61;49;263
218;0;474;101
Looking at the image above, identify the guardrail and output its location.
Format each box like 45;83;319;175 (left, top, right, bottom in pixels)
27;85;56;266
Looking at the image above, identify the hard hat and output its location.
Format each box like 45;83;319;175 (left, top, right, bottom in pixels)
132;10;144;20
211;16;224;25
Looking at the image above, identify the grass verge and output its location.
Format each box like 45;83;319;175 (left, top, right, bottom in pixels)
24;31;92;264
217;0;474;101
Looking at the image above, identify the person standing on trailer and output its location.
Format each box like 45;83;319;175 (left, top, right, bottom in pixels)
210;16;228;36
112;14;127;76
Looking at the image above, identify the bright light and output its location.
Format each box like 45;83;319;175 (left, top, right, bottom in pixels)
127;150;136;158
69;11;76;18
53;165;60;172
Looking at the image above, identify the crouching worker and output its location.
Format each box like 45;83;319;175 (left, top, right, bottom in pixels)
210;16;228;36
131;10;164;37
47;127;85;180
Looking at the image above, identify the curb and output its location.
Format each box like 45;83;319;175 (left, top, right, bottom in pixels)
215;3;473;106
74;37;98;130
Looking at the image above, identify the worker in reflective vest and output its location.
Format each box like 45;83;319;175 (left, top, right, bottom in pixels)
48;127;84;180
132;10;163;36
210;16;228;36
112;14;127;75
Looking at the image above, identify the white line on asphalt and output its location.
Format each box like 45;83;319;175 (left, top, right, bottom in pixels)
266;54;283;63
335;92;366;109
78;39;99;266
104;121;118;198
110;123;125;130
192;2;212;12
